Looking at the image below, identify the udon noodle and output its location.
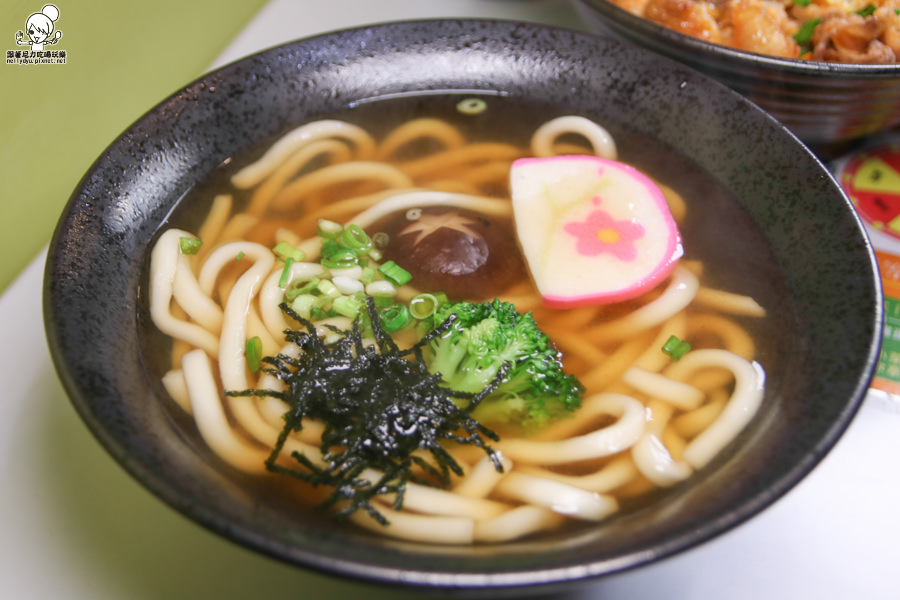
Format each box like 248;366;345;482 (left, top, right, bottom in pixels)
148;105;766;545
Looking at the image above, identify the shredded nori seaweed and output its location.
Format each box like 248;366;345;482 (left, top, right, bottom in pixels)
226;297;505;526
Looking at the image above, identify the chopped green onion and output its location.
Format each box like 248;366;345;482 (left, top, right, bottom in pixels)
368;248;383;262
322;253;358;269
245;336;263;372
409;293;441;319
332;294;365;318
284;277;320;302
366;280;397;298
321;246;358;269
662;335;691;361
378;260;413;286
372;231;390;248
856;3;876;16
278;257;294;288
179;236;202;255
317;219;343;239
792;0;811;6
360;266;377;285
273;241;306;262
320;239;341;257
456;98;487;115
341;224;372;253
234;251;245;261
329;265;363;280
332;276;365;295
372;295;395;307
380;303;411;332
792;18;821;46
291;294;316;319
313;293;336;310
284;287;304;302
316;279;340;298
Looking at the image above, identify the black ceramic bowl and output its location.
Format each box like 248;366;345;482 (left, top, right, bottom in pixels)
573;0;900;155
43;19;881;594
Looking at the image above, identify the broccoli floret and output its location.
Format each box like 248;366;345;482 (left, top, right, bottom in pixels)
424;299;583;429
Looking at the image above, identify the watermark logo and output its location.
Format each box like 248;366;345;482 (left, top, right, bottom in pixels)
7;4;66;65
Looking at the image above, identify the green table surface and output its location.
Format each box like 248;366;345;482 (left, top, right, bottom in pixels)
0;0;268;292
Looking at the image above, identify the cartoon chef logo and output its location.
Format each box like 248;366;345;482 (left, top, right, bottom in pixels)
16;4;62;51
6;4;66;65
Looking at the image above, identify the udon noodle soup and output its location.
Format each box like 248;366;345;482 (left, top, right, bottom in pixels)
146;95;775;545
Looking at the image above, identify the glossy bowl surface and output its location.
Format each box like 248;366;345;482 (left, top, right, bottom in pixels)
43;19;881;594
574;0;900;154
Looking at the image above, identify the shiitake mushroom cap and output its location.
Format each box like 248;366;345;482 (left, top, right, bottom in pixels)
368;207;526;299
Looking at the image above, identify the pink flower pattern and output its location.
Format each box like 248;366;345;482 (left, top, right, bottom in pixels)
563;204;644;261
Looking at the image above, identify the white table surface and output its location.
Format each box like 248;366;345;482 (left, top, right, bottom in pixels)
4;1;899;598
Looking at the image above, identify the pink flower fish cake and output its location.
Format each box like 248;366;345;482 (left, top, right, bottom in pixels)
510;155;683;308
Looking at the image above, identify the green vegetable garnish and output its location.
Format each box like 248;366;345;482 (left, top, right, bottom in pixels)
856;3;876;16
409;293;443;320
245;336;263;373
341;224;372;253
379;303;411;332
793;18;821;47
273;241;306;262
456;98;488;115
424;299;583;430
317;219;343;239
792;0;811;6
179;236;202;255
662;335;691;361
321;243;358;269
278;257;294;288
235;251;245;261
332;293;365;318
378;260;413;286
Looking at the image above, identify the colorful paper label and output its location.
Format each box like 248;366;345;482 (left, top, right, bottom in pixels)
835;140;900;395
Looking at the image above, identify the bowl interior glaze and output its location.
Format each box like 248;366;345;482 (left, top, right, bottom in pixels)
43;19;881;593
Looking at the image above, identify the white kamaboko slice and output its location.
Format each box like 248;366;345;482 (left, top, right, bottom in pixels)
493;473;619;521
496;394;646;465
474;506;567;543
631;433;693;487
510;155;683;308
622;366;706;410
231;120;376;189
665;349;766;469
149;229;219;356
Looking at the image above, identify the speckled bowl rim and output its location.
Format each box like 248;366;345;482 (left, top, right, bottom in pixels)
575;0;900;77
42;18;882;593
